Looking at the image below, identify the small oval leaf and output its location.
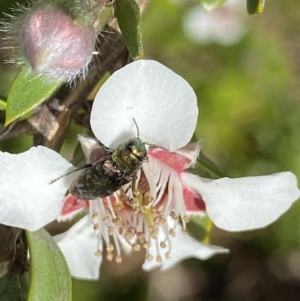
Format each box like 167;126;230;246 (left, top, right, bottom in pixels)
26;229;72;301
115;0;143;59
5;70;62;125
188;215;212;243
247;0;265;15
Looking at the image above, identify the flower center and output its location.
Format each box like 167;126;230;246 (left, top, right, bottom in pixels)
89;154;189;264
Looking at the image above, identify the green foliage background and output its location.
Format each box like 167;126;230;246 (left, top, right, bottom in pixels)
1;0;300;300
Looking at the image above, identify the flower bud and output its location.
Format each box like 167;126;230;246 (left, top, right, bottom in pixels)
20;6;96;82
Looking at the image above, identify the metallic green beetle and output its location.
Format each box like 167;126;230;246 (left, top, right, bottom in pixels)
69;137;148;200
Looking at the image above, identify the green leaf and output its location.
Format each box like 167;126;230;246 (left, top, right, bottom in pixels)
200;0;226;11
187;215;212;243
0;99;6;111
188;152;227;179
247;0;265;15
115;0;144;59
26;229;72;301
5;70;62;125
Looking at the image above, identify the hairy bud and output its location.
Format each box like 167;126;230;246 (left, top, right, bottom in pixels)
20;7;96;82
1;2;100;83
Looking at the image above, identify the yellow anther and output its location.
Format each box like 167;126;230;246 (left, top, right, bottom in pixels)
156;255;162;263
143;241;150;249
146;254;153;261
94;249;102;257
119;227;126;235
115;255;122;263
132;243;141;251
160;241;167;248
165;252;171;259
183;215;189;223
169;229;176;237
106;252;114;261
106;243;114;253
102;216;110;223
137;232;145;244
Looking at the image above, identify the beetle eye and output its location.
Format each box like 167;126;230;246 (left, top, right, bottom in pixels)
125;139;134;151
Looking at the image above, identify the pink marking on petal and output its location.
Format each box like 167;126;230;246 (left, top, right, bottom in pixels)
183;187;206;212
60;194;89;216
148;148;192;172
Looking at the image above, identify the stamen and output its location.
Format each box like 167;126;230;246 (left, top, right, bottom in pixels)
94;249;102;257
169;228;176;237
87;150;193;266
112;231;122;258
181;227;187;233
126;226;136;240
160;241;166;248
143;241;150;249
115;255;122;263
119;227;126;235
106;243;114;253
108;227;114;235
165;252;171;259
102;216;109;223
150;227;158;239
137;232;145;244
146;254;153;261
156;255;162;263
132;243;141;251
170;211;179;220
112;216;123;224
107;252;114;261
106;196;116;219
183;215;189;222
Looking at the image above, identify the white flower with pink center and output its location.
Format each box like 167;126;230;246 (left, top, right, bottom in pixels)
0;60;299;280
55;60;300;279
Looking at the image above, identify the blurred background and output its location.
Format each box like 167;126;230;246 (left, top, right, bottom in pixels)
1;0;300;300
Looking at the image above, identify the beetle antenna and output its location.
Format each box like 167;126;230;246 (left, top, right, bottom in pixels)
133;118;139;138
49;164;92;184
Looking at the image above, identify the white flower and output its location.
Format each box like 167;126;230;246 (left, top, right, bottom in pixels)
182;0;247;46
0;60;299;280
54;60;299;279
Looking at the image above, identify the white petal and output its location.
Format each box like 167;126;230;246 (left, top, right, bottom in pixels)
183;1;246;46
142;217;228;271
77;134;99;160
0;146;73;231
91;59;198;151
183;172;300;231
54;215;102;280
